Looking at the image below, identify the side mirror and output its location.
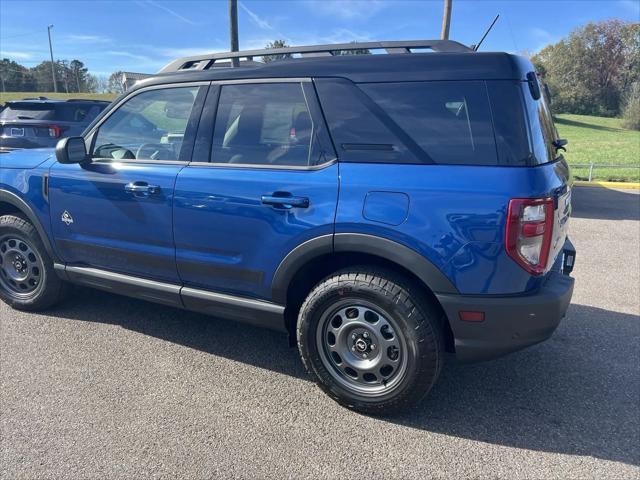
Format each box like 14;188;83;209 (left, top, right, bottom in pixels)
55;137;88;164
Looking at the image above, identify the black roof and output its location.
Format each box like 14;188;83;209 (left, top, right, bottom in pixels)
133;52;534;92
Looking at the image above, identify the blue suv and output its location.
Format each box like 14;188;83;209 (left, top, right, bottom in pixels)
0;41;575;413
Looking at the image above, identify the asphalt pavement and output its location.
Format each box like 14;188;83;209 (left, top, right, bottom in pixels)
1;186;639;479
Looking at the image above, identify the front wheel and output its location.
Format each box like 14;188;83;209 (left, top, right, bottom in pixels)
297;268;445;414
0;214;66;310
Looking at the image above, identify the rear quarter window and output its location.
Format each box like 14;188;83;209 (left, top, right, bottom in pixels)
360;81;499;166
486;81;532;166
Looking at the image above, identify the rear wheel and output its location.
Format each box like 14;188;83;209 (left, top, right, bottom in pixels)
297;268;445;414
0;214;66;310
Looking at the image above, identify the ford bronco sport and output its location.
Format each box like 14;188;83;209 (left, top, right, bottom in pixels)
0;40;575;413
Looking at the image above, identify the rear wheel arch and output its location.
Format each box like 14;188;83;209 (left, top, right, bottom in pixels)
274;233;458;352
0;190;57;261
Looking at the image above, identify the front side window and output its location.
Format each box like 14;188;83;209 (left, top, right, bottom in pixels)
211;83;319;167
93;87;199;161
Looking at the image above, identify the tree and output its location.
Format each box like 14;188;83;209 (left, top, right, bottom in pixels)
107;71;126;94
333;41;371;56
532;20;640;116
69;60;89;92
0;58;35;91
262;40;291;63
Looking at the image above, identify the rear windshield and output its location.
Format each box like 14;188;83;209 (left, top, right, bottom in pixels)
0;102;105;123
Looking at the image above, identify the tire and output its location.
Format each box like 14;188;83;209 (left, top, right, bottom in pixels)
297;267;445;415
0;214;66;311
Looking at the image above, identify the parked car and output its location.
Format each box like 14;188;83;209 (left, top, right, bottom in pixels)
0;98;109;151
0;40;575;414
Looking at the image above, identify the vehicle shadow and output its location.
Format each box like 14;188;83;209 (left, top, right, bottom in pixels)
554;116;622;132
572;186;640;221
392;303;640;467
47;290;639;466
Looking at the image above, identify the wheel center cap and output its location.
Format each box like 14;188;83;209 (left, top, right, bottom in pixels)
13;257;25;272
354;338;368;352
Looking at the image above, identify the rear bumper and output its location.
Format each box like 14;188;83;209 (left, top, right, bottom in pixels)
437;240;575;363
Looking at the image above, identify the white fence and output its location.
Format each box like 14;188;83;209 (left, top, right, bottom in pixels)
572;163;640;182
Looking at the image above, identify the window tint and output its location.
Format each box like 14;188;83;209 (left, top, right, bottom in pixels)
54;104;105;123
93;87;199;161
211;83;319;167
0;104;56;121
360;81;498;165
521;83;559;164
486;81;531;166
0;103;106;123
314;78;420;164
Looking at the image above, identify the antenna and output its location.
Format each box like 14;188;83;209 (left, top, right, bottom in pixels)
472;14;500;51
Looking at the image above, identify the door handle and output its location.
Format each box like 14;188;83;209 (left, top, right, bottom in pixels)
125;182;161;195
261;193;309;209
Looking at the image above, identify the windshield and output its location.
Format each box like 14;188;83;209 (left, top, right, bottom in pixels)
522;83;560;164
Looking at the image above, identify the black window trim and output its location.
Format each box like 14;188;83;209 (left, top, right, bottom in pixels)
188;77;337;171
84;81;209;166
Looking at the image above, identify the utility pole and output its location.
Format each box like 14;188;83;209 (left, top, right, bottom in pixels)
440;0;452;40
47;24;58;92
229;0;239;67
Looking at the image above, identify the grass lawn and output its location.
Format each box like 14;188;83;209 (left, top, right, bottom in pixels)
0;92;117;103
555;114;640;182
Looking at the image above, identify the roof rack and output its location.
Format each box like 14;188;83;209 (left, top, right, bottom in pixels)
158;39;472;73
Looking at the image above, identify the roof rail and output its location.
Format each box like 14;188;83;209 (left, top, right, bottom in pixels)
158;39;473;73
65;99;111;103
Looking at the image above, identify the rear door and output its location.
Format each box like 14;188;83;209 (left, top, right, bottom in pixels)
48;84;207;283
173;80;338;300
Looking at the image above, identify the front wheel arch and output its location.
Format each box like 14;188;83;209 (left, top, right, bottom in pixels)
0;190;58;262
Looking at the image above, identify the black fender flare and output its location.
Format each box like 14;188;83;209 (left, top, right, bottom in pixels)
0;189;58;261
271;232;458;304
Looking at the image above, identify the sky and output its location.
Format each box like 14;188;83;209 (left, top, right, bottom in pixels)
1;0;639;76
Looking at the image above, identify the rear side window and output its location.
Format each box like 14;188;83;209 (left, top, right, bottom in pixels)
211;83;323;167
360;81;498;166
314;78;422;164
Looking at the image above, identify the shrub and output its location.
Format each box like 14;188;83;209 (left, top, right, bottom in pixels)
621;83;640;131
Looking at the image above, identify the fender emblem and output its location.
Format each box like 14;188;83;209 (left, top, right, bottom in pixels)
61;210;74;226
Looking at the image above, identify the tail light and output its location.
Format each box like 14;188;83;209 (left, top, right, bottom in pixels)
47;125;62;138
505;197;554;275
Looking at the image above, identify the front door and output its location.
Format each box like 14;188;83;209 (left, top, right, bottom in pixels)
173;81;338;300
49;84;206;283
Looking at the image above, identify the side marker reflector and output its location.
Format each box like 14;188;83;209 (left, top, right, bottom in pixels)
459;311;485;322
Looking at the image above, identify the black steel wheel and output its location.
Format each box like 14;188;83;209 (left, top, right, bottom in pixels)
0;214;66;310
0;235;45;298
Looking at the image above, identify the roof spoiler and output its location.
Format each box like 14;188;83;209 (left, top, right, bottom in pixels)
158;39;473;74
